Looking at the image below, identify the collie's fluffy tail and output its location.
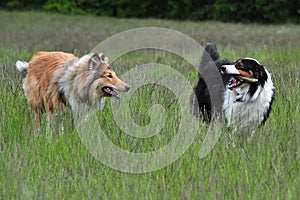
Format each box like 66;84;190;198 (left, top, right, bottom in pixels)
16;60;29;79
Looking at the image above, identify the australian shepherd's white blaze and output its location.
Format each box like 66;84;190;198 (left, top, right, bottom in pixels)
16;51;130;125
192;43;275;129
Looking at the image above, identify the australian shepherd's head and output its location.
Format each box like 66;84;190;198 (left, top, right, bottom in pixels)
221;58;270;102
221;57;275;128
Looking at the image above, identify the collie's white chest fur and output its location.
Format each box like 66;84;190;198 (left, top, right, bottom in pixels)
222;70;274;128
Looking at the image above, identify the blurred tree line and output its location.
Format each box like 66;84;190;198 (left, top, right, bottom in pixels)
1;0;299;23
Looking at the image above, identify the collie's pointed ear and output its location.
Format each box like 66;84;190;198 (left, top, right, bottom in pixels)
99;53;105;61
99;53;109;63
89;54;101;70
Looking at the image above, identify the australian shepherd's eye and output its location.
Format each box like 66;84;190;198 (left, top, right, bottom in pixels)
237;63;244;68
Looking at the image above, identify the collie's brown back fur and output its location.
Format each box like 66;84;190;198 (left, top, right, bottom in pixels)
17;51;129;125
24;52;78;122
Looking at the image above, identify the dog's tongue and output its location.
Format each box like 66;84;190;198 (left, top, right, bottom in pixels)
103;87;120;99
231;78;239;87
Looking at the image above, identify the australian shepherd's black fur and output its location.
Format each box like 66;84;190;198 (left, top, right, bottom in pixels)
191;43;275;128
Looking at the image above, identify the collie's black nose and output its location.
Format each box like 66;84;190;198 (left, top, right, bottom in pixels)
125;84;130;92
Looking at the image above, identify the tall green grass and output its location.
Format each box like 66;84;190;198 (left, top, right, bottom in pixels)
0;11;299;199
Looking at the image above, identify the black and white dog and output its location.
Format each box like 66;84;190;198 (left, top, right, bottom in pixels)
191;43;275;128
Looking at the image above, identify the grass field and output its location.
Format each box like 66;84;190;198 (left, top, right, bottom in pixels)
0;10;300;199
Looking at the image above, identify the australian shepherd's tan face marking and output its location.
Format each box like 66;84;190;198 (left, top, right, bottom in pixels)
16;51;130;125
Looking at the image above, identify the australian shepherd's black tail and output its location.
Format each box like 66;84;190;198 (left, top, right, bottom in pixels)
192;43;275;129
191;43;232;122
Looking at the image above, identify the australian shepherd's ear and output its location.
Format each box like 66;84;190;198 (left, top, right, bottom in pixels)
192;43;275;129
16;51;130;126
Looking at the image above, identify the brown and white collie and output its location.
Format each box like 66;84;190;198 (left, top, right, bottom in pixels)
16;51;130;125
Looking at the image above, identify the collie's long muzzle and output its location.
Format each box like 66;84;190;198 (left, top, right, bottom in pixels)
101;83;130;99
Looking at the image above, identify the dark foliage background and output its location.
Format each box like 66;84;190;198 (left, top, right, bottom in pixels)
1;0;299;23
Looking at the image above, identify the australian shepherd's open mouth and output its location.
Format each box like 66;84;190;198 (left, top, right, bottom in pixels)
228;75;258;89
101;86;120;99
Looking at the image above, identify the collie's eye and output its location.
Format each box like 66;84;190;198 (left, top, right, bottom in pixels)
107;74;113;78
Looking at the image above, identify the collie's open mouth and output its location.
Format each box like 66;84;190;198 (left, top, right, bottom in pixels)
102;86;120;99
228;76;258;89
